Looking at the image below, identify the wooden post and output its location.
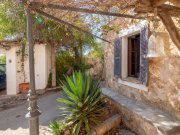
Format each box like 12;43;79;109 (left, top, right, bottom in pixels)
25;7;41;135
158;12;180;50
51;44;56;87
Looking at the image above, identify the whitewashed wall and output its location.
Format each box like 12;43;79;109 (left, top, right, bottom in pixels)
0;48;6;54
6;47;18;95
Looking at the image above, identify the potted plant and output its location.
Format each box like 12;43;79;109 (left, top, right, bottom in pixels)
19;82;29;93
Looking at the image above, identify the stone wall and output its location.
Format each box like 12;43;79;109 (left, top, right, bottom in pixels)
86;58;104;80
104;21;180;119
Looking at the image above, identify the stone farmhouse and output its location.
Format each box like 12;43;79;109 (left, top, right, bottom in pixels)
103;19;180;134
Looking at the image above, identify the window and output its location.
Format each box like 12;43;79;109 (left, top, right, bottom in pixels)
114;24;149;86
128;34;140;78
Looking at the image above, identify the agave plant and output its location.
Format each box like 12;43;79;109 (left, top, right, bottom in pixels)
49;120;65;135
58;71;104;135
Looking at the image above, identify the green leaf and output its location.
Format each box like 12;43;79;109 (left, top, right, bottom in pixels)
75;121;82;135
84;118;90;134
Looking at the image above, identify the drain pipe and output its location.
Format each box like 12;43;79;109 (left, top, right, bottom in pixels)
91;114;121;135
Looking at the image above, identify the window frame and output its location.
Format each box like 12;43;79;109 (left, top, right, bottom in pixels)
116;22;149;91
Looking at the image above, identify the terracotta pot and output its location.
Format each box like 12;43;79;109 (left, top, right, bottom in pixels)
19;83;29;93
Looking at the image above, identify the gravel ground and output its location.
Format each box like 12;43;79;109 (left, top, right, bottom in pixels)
41;126;137;135
0;89;137;135
40;126;52;135
0;91;63;135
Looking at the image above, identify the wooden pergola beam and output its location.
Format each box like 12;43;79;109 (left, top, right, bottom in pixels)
140;0;165;7
158;12;180;50
33;8;111;43
140;0;152;6
135;4;180;17
152;0;167;7
31;2;144;20
160;4;180;17
169;0;180;7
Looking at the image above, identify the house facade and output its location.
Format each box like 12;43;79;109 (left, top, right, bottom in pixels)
104;20;180;119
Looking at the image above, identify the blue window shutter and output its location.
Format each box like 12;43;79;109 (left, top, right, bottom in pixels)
140;25;149;86
114;37;122;77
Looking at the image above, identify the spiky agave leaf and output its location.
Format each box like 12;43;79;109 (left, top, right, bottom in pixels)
49;120;65;135
58;71;104;135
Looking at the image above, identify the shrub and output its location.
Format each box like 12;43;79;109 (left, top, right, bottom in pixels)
56;52;93;82
56;52;75;82
49;120;65;135
58;71;104;135
73;60;93;73
0;55;6;64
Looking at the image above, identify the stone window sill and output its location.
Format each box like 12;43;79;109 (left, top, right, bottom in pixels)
118;78;148;92
122;77;142;84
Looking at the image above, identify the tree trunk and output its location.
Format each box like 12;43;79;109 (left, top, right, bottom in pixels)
80;40;83;64
51;44;56;87
74;46;80;61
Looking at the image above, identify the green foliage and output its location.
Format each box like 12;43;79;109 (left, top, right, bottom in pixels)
0;55;6;64
0;0;26;40
56;52;92;83
88;44;104;60
56;52;75;82
102;25;120;34
47;72;52;88
58;71;104;135
0;0;97;46
49;120;65;135
34;18;68;43
0;65;6;73
73;61;93;73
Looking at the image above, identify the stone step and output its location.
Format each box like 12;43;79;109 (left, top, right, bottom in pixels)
102;87;180;135
117;128;136;135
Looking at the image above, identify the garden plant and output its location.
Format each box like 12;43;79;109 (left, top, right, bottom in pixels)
57;71;104;135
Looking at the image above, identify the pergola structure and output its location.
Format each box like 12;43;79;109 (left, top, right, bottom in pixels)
17;0;180;134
